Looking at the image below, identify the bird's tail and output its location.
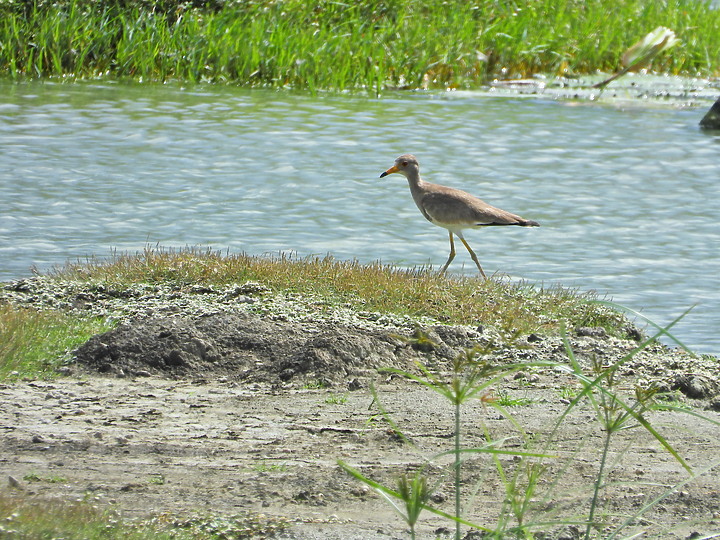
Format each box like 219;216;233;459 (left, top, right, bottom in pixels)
521;219;540;227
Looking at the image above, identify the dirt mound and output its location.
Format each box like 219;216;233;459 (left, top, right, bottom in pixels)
71;310;720;408
72;313;480;387
5;276;719;402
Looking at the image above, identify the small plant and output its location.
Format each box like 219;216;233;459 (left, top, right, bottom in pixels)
492;459;547;537
341;347;554;539
341;303;719;538
148;474;165;485
653;391;692;411
494;389;535;408
324;393;348;405
252;461;289;473
547;302;718;539
403;327;438;352
22;472;42;482
22;472;67;484
302;379;328;390
395;472;430;539
557;385;580;402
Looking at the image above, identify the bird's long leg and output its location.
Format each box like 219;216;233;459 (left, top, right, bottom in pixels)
439;231;456;274
459;237;488;279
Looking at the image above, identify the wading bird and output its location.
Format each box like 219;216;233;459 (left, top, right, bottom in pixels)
380;154;539;278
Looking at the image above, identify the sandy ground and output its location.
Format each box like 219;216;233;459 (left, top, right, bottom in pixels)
2;363;719;539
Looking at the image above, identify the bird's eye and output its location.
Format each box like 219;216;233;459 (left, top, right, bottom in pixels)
401;161;408;167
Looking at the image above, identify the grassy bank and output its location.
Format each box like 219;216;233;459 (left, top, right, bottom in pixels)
1;0;719;91
51;247;629;335
1;247;635;382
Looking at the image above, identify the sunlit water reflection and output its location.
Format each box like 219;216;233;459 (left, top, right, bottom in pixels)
1;81;718;354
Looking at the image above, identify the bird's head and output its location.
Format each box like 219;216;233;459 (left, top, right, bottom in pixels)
379;154;419;178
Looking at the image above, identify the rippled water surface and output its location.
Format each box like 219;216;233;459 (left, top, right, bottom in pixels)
1;81;719;354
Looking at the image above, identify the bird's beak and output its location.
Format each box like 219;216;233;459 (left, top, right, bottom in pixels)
379;165;399;178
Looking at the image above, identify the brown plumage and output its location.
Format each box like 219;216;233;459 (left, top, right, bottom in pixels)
380;154;539;278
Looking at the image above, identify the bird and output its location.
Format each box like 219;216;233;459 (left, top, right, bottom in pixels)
379;154;539;278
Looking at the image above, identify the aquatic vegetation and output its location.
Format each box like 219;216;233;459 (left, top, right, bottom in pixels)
1;0;719;91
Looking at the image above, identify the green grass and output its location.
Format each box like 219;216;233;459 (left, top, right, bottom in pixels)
494;388;535;408
302;379;329;390
1;0;719;91
0;494;174;539
0;302;113;381
147;474;166;485
23;472;68;484
325;392;349;405
252;461;290;473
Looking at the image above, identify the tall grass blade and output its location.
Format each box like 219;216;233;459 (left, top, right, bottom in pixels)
367;382;415;446
337;460;487;532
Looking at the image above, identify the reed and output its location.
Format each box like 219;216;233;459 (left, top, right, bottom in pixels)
1;0;718;91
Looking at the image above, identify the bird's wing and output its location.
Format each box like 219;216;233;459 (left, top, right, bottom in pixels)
421;190;524;226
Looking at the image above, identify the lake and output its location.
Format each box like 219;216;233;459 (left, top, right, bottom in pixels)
1;80;719;354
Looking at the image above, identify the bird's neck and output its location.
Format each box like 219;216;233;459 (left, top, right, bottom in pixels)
404;170;423;190
404;171;426;209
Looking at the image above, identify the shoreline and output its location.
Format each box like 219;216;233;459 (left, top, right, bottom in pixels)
2;273;720;538
2;273;718;403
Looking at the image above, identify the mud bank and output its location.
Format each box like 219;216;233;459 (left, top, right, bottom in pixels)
2;277;720;538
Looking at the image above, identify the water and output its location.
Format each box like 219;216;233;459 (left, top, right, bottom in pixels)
1;81;719;355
